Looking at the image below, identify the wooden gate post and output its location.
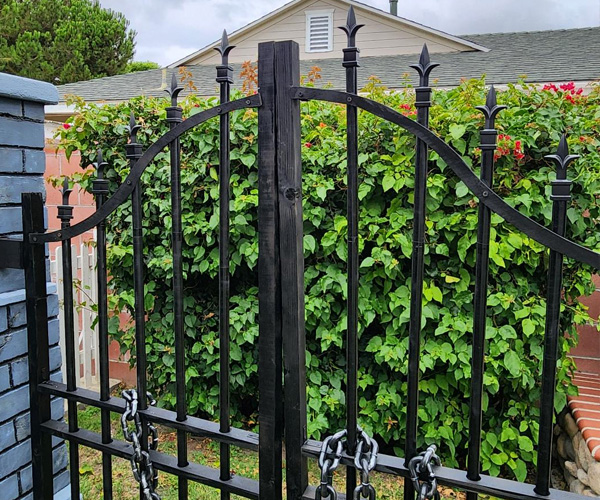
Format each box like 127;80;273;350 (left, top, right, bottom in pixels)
22;192;54;499
257;40;307;500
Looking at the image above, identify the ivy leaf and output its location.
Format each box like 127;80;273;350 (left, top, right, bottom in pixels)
513;459;528;482
382;174;395;192
522;319;535;336
455;181;469;198
518;435;534;452
504;351;521;377
444;275;460;283
360;257;375;268
304;234;316;254
449;124;466;140
240;153;255;167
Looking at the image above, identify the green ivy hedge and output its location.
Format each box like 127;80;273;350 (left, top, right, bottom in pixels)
56;77;600;482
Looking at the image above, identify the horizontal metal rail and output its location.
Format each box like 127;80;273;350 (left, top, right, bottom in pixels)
290;86;600;270
31;93;262;244
42;420;259;498
303;440;583;500
38;381;259;450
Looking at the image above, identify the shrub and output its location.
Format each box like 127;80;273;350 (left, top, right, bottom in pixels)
56;77;600;481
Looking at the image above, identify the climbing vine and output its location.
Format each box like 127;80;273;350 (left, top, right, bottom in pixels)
56;76;600;482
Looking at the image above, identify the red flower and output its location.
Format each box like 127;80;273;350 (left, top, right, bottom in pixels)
62;123;71;129
304;142;312;148
514;140;522;150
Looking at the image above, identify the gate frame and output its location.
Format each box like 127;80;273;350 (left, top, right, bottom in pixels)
0;30;594;500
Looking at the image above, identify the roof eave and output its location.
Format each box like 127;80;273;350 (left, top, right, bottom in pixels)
167;0;488;67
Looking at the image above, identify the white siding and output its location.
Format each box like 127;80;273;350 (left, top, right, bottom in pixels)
187;0;473;65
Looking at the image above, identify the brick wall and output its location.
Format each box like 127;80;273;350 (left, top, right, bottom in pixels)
44;147;95;255
0;72;69;499
570;275;600;375
43;143;136;387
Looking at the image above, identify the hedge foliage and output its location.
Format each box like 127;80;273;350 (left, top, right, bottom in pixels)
56;76;600;482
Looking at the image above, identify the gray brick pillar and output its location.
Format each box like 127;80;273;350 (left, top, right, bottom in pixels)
0;73;70;499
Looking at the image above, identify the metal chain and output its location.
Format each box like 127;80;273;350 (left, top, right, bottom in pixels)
121;389;161;500
353;428;378;499
408;444;441;500
316;429;347;500
315;427;379;500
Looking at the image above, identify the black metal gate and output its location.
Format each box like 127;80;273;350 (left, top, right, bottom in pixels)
4;7;600;500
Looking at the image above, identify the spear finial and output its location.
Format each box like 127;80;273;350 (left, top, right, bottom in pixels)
93;149;108;179
60;177;72;206
339;6;364;48
546;134;579;180
165;72;183;107
128;111;141;143
475;86;507;129
214;29;235;65
409;44;439;87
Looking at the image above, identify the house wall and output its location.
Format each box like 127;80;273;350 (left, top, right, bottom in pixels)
191;0;471;65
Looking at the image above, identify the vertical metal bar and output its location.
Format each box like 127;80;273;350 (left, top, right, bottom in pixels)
23;192;54;500
257;40;284;500
339;8;364;496
166;72;189;500
92;153;113;499
215;32;234;499
57;178;81;499
274;40;307;500
535;135;578;496
404;45;437;500
126;115;148;499
466;88;505;500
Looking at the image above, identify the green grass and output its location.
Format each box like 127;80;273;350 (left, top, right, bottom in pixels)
73;405;464;500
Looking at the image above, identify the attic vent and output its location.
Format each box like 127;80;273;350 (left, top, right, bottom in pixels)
305;9;334;52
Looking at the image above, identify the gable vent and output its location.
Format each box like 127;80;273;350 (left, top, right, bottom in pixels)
306;10;334;52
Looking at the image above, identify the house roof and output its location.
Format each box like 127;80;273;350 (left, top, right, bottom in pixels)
53;26;600;107
167;0;488;68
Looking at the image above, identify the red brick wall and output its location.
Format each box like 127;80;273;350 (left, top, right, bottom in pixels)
45;146;136;386
570;275;600;375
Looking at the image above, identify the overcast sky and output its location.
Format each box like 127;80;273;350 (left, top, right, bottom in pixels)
97;0;600;66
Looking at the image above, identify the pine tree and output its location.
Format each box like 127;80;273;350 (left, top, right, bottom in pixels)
0;0;137;84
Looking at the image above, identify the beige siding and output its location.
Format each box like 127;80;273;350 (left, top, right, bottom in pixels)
187;0;472;65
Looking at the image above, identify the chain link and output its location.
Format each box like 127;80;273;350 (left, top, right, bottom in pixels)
408;444;441;500
315;427;379;500
353;429;378;499
122;389;161;500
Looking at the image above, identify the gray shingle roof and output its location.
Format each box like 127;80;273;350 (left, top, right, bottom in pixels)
56;27;600;104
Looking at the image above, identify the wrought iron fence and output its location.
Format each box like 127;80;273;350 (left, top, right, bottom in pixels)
0;6;598;500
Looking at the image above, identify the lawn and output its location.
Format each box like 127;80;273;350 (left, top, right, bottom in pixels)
73;405;466;500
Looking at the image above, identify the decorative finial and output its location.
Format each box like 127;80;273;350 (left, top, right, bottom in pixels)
128;111;141;143
409;44;439;86
546;134;579;180
165;72;184;107
60;177;72;206
476;86;506;129
214;29;235;65
339;6;364;48
93;149;108;179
